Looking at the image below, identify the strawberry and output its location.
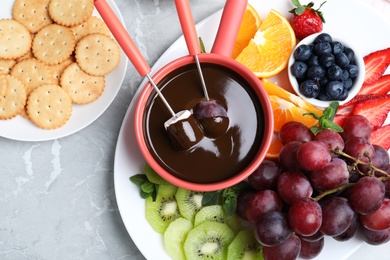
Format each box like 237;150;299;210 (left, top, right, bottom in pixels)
359;74;390;95
336;94;383;117
352;94;390;130
370;124;390;150
289;0;326;40
363;47;390;85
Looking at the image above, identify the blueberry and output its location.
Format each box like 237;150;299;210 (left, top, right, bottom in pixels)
299;80;320;98
314;42;332;55
331;41;344;54
318;76;329;88
308;65;325;80
315;33;332;43
317;88;330;101
335;52;350;68
327;65;343;80
344;47;355;62
326;81;344;99
307;55;319;67
342;78;353;90
341;69;350;80
294;44;312;61
319;53;335;68
291;61;308;78
338;88;349;101
346;64;359;78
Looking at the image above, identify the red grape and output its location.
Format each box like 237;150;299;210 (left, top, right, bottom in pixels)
277;171;313;204
288;198;322;236
235;187;256;220
350;176;385;215
297;141;332;171
360;225;390;245
278;141;303;171
299;230;324;242
314;128;345;154
333;212;359;241
246;190;283;224
320;197;356;236
248;160;281;191
299;237;324;259
262;234;301;260
341;114;372;141
343;137;374;162
360;198;390;231
279;121;314;144
308;157;349;191
254;211;292;247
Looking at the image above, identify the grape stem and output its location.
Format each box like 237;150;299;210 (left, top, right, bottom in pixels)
313;183;355;201
333;147;390;179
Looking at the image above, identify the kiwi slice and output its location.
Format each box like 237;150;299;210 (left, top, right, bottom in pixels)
163;217;193;260
144;163;170;185
184;221;235;260
194;205;243;233
176;188;204;222
145;183;180;234
227;229;263;260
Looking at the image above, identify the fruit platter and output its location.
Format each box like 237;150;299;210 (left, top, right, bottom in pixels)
114;0;390;259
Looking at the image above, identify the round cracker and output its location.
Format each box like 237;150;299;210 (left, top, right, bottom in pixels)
75;33;120;76
71;16;111;43
32;24;75;65
48;0;94;27
0;59;16;75
0;75;27;120
26;84;72;129
60;62;105;104
0;19;32;60
49;58;73;84
0;75;7;97
10;58;57;94
12;0;53;33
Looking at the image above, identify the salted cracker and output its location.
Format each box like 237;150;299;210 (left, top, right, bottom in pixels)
75;33;120;76
0;19;32;60
60;62;105;104
0;75;27;120
26;84;72;129
49;58;73;84
48;0;94;27
10;58;57;94
0;59;16;75
0;75;7;97
71;16;111;43
32;24;76;65
12;0;53;33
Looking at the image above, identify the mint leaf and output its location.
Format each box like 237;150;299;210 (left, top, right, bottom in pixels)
202;190;222;206
222;189;237;215
130;174;159;201
130;174;148;186
305;101;343;134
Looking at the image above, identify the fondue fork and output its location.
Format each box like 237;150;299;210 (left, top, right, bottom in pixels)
94;0;204;150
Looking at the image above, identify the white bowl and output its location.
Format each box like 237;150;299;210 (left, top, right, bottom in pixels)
288;32;365;109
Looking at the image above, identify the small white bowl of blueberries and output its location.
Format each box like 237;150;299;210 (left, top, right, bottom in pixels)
288;32;365;108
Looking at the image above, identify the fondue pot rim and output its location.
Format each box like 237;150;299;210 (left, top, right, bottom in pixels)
134;53;274;192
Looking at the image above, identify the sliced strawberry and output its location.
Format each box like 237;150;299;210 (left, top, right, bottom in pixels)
352;94;390;130
359;74;390;95
370;124;390;150
336;94;383;117
333;115;348;126
363;48;390;85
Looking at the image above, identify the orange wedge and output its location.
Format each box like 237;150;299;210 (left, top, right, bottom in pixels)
261;78;323;116
235;9;296;78
232;4;262;59
266;132;284;159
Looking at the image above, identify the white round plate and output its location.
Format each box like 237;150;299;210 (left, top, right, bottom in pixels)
114;0;390;259
0;0;128;141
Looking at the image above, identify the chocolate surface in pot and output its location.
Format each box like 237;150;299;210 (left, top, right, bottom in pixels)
144;63;264;184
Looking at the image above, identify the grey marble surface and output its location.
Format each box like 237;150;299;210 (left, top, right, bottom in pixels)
1;0;390;260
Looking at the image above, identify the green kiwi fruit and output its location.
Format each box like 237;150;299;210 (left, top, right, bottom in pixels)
184;221;235;260
194;205;243;233
176;188;204;222
227;229;263;260
144;163;170;185
163;217;193;260
145;183;180;234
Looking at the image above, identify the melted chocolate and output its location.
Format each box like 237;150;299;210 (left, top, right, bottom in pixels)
144;63;264;184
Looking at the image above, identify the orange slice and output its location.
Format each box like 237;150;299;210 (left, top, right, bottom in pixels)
266;132;283;159
261;78;323;116
232;4;261;59
269;95;320;132
235;9;296;78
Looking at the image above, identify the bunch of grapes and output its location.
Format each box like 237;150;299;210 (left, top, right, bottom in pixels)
236;115;390;259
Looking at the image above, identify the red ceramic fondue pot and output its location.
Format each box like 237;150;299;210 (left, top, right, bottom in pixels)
95;0;274;191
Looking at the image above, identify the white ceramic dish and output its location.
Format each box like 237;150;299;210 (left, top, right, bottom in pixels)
114;0;390;259
288;32;365;109
0;0;128;142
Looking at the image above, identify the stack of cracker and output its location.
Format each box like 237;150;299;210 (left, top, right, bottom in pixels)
0;0;120;130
